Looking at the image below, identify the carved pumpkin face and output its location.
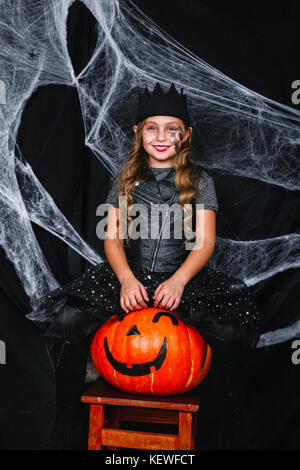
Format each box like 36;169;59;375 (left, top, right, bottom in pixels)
91;307;212;395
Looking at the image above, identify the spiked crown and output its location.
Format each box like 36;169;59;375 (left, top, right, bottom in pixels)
135;82;191;126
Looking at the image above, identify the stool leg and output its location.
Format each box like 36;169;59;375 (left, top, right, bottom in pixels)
178;411;193;450
191;413;198;449
88;404;105;450
105;407;120;450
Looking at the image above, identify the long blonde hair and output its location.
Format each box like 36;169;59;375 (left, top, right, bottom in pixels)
113;118;204;246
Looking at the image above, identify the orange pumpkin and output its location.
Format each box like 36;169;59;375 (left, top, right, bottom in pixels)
90;307;212;395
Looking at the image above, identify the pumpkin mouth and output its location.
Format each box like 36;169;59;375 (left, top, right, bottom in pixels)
104;336;167;376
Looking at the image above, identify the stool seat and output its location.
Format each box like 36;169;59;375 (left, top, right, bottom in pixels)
81;377;201;450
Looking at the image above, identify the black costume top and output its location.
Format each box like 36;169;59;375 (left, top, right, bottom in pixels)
106;165;219;272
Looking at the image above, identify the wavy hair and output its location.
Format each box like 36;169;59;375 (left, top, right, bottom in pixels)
113;118;205;246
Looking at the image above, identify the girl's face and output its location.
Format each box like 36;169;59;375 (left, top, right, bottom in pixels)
133;115;192;167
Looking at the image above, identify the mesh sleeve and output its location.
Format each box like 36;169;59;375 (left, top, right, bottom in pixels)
195;170;219;213
105;174;119;207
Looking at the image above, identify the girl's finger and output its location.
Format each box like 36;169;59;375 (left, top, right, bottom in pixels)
132;293;144;310
153;284;162;298
171;298;181;311
120;297;129;313
136;287;147;306
160;295;171;309
154;292;166;308
136;290;147;308
129;294;139;310
153;291;163;307
167;297;177;310
141;285;149;302
165;297;176;310
124;297;133;311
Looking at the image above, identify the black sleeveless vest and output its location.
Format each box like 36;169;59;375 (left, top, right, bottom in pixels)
124;165;202;272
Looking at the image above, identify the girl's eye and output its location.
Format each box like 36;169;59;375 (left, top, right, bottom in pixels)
146;126;179;131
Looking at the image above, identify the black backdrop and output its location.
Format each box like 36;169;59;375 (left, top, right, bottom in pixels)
0;0;299;450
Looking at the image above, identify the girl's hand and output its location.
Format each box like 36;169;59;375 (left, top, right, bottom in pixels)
153;277;185;311
120;276;150;313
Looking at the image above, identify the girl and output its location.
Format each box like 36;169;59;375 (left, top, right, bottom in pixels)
28;82;261;449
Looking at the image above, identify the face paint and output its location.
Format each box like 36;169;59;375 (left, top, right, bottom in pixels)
168;126;184;153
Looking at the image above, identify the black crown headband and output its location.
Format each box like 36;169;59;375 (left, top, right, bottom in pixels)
135;82;191;126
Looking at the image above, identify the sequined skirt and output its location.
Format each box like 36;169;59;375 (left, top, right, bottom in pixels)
26;261;262;350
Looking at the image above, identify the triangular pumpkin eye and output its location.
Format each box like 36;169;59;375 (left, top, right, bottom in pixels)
126;325;140;336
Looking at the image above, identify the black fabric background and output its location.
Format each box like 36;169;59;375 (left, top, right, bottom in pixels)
0;0;299;449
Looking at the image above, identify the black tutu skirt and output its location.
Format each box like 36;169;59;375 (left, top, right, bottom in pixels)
27;261;262;351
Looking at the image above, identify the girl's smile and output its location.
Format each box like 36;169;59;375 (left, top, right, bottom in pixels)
152;145;170;152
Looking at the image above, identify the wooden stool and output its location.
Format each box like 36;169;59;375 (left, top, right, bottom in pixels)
81;377;201;450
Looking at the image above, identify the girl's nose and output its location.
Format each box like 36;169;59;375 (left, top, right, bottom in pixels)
157;129;168;140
